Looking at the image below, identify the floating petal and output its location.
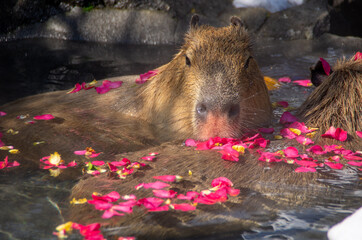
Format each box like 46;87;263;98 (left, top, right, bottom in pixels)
293;79;312;87
34;114;55;120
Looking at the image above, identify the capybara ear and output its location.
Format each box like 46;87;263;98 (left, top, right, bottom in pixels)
230;16;244;28
190;15;200;29
310;60;332;87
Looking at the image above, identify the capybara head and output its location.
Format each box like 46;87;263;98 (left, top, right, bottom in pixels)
137;15;272;141
298;55;362;149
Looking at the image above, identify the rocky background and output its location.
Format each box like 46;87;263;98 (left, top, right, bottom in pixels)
0;0;361;44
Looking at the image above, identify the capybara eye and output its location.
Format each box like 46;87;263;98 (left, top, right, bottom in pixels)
185;55;191;66
228;104;240;118
196;103;207;118
244;56;252;69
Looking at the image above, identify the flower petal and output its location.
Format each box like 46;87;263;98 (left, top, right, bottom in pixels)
152;189;177;198
279;111;298;124
34;114;55;120
293;79;312;87
295;167;317;172
325;162;344;170
172;203;196;211
320;58;331;75
278;77;291;83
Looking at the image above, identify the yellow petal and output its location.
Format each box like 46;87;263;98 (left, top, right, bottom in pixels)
56;221;73;232
49;168;61;177
0;146;14;150
70;198;88;204
289;128;301;135
264;76;281;90
274;135;283;140
232;145;245;154
9;149;20;154
49;152;62;165
188;170;192;176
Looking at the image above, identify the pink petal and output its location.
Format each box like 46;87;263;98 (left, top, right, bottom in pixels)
67;161;77;167
347;161;362;167
142;181;170;189
153;189;177;198
103;80;123;89
74;150;87;155
219;146;239;162
172;203;196;211
296;135;314;145
283;146;299;158
248;138;269;149
277;101;289;108
185;138;198;147
121;195;137;201
112;205;133;214
288;122;312;133
325;162;344;170
295;167;317;172
95;85;110;94
293;79;312;87
111;158;131;166
135;70;158;84
343;155;362;161
258;128;274;134
140;155;156;161
153;175;176;182
354;52;362;61
280;111;298;124
211;177;233;188
118;237;135;240
88;201;113;210
307;145;326;155
258;151;281;162
102;209;124;219
294;160;318;167
67;83;82;94
91;161;105;166
0;111;6;116
227;187;240;197
137;197;164;209
34;114;55;120
278;77;291;83
177;191;199;200
321;126;347;141
356;131;362;138
320;58;331;75
148;205;169;212
91;191;120;203
280;128;297;139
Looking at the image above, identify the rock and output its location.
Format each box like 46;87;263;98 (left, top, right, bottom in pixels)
257;0;328;40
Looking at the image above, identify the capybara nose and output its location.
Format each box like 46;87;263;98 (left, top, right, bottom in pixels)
196;102;240;120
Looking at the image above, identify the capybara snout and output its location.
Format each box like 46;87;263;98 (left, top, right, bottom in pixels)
137;15;272;140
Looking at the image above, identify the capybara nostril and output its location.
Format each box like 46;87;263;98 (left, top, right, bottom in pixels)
226;103;240;119
196;103;207;119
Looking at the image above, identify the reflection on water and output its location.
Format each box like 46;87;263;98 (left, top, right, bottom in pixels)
0;38;360;240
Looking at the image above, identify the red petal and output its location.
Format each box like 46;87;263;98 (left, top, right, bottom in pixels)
74;150;87;155
258;128;275;134
354;52;362;61
320;58;331;75
296;136;314;145
102;209;124;219
276;101;289;108
135;70;158;84
67;83;82;94
279;111;298;124
211;177;233;188
0;111;7;116
321;126;347;141
280;128;297;139
343;155;362;161
140;155;156;161
294;160;318;167
148;205;169;212
91;161;105;166
138;197;164;209
34;114;55;120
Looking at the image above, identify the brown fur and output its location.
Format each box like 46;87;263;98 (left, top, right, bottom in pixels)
136;18;271;140
298;56;362;150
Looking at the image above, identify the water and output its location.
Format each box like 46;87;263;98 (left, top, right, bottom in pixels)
0;38;360;240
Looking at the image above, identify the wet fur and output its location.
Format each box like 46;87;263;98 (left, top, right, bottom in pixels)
298;57;362;150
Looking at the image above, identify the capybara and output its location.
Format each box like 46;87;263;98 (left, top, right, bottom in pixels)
298;55;362;150
135;15;272;140
0;16;359;240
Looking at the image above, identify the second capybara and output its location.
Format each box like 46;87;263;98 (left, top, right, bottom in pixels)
298;54;362;150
